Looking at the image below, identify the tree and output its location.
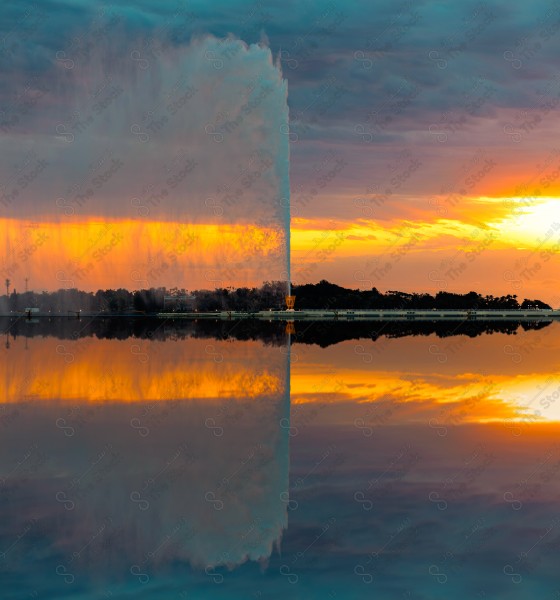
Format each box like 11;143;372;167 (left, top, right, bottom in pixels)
521;299;551;310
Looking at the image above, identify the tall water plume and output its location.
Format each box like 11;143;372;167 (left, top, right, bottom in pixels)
0;33;290;293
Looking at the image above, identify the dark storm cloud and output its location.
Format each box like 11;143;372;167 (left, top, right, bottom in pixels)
2;0;560;219
5;0;559;113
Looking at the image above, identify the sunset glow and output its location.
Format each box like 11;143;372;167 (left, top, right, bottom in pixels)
4;328;560;425
2;337;283;403
5;1;560;597
0;218;285;291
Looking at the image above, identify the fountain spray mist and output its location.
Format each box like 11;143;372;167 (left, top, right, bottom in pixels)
0;35;290;293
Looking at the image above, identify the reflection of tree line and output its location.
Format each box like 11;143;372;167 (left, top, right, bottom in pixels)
0;317;551;348
291;319;551;348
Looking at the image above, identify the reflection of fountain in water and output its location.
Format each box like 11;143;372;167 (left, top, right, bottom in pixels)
0;332;291;586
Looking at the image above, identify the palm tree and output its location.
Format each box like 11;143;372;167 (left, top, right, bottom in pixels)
5;278;10;297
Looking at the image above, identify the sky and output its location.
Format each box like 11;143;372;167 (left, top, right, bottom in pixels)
1;0;560;303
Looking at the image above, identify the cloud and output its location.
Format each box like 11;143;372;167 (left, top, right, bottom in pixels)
2;0;560;293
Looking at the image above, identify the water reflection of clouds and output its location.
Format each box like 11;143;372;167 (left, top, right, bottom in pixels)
0;334;290;593
2;337;284;402
3;324;560;597
292;324;560;425
285;424;560;597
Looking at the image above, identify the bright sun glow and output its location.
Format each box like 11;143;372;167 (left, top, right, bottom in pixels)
489;198;560;247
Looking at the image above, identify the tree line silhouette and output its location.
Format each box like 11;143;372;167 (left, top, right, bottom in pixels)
0;279;552;314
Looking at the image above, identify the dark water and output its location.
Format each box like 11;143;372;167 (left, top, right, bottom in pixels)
2;318;560;599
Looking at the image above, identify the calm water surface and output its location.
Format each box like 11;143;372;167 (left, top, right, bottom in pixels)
2;318;560;599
